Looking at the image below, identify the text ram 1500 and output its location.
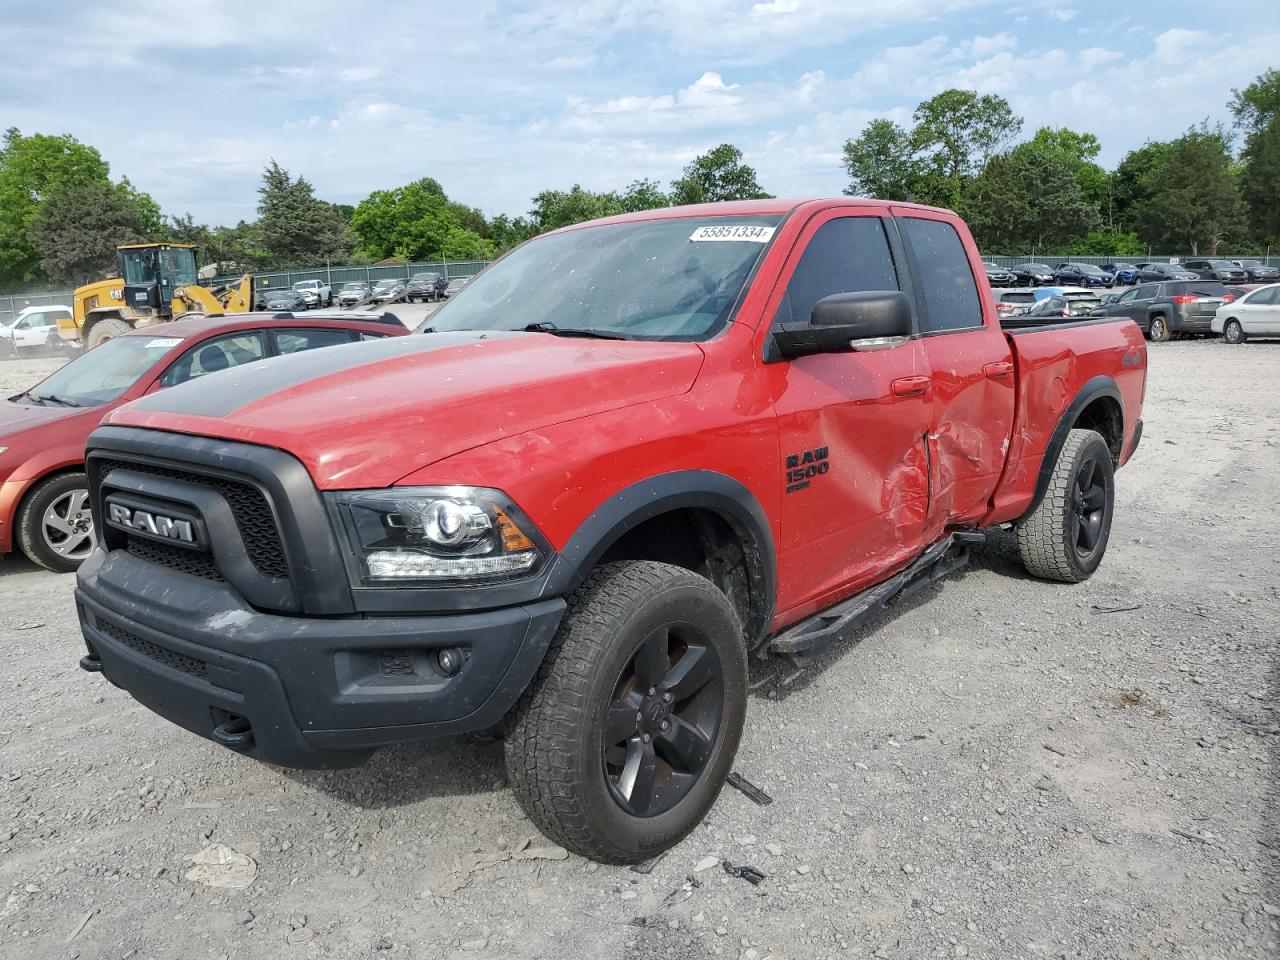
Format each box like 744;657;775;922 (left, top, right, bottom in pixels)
75;199;1146;864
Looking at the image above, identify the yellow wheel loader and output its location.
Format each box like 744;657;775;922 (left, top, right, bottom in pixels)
58;243;255;348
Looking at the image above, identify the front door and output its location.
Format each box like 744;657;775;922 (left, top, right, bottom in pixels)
763;209;932;619
894;211;1016;535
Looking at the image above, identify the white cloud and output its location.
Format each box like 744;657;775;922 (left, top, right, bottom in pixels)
1048;8;1078;22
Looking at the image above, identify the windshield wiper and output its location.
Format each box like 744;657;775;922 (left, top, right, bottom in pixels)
28;393;82;407
520;321;631;341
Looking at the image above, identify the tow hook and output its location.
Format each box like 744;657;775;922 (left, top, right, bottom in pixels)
79;654;103;673
212;716;255;752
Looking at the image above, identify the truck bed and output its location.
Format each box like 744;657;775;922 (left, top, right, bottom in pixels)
984;316;1147;526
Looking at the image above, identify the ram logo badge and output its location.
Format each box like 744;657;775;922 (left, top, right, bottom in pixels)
785;446;830;493
107;504;196;543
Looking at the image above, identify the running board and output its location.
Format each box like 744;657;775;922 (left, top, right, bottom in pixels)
765;530;986;662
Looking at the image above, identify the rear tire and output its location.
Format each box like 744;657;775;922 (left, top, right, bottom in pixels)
1017;429;1115;584
504;561;747;864
86;317;131;348
1223;319;1246;344
17;472;96;573
1147;316;1170;342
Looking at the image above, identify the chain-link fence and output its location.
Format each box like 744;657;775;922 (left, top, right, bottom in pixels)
983;254;1280;269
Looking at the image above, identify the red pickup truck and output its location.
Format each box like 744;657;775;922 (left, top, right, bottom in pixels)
75;199;1145;863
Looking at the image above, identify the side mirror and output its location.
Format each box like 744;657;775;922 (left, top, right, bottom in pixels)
772;291;912;360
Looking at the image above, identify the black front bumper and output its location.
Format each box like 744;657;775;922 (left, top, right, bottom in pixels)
77;549;565;768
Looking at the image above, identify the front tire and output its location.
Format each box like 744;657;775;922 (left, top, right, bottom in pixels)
1017;429;1115;583
86;317;131;348
17;472;96;573
1223;319;1246;344
504;561;747;864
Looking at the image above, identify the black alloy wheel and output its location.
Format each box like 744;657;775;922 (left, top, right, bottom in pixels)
1069;455;1107;562
601;623;723;818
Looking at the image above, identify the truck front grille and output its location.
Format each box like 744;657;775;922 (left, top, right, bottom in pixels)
126;535;224;582
97;458;288;580
94;617;208;680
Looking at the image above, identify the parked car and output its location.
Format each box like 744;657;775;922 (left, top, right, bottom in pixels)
443;276;472;298
292;279;333;308
1229;259;1280;283
1100;263;1139;286
338;281;371;306
1182;259;1248;283
261;287;309;312
1;305;73;357
1009;263;1055;286
75;198;1145;864
371;278;406;303
982;261;1016;285
1133;262;1198;283
0;313;406;573
1006;295;1102;325
406;272;447;302
1212;282;1280;344
990;288;1037;318
1053;263;1113;288
1089;280;1233;341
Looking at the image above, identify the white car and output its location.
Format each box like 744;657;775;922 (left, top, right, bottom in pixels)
291;279;332;308
1213;284;1280;344
0;305;72;356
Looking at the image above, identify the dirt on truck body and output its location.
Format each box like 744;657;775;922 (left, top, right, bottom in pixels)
74;199;1145;863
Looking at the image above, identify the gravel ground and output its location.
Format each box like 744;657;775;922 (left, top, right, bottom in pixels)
0;340;1277;960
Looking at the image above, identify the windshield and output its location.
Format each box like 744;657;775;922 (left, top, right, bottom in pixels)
429;215;781;341
293;281;316;290
23;334;183;406
342;282;366;290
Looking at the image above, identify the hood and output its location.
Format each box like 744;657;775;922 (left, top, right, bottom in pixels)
106;331;706;489
0;397;90;436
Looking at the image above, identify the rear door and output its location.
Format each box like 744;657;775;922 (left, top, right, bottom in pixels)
766;208;932;608
1126;285;1158;329
1243;286;1280;334
894;210;1016;533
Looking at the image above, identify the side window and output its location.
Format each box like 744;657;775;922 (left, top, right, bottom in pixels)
17;312;43;328
274;327;355;355
1133;285;1156;300
899;218;983;333
1249;287;1277;305
160;333;267;388
774;217;899;327
1116;289;1138;302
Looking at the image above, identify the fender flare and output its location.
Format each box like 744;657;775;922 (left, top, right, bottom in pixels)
541;470;777;645
1023;375;1122;519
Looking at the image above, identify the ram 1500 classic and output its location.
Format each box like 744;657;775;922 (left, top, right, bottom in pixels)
75;199;1146;863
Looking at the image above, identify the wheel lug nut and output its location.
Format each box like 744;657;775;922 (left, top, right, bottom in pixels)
636;712;643;722
660;720;669;730
642;734;651;743
648;687;656;696
662;693;673;703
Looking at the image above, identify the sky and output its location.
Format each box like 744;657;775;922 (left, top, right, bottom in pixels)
1;0;1276;227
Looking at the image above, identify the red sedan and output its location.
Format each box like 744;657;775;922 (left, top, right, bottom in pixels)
0;312;406;571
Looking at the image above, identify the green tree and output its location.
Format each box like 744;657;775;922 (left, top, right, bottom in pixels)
841;119;923;201
1062;230;1145;257
351;178;493;262
1111;140;1174;232
0;129;114;286
1135;126;1245;255
1018;127;1110;214
488;213;537;252
670;144;771;205
28;180;150;283
911;90;1022;207
960;144;1098;253
528;185;624;231
619;179;670;212
256;160;355;268
1230;68;1280;136
1240;116;1280;242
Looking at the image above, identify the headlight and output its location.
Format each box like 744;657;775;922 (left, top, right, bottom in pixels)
328;486;547;587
